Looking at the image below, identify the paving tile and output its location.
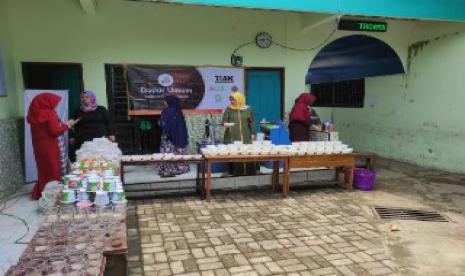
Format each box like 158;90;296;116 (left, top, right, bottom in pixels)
132;190;400;276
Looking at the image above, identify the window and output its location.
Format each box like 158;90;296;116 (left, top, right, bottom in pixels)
311;78;365;108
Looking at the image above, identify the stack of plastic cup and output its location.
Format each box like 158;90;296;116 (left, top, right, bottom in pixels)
61;190;76;203
102;177;115;192
94;190;110;206
111;189;126;204
77;188;89;202
87;177;99;192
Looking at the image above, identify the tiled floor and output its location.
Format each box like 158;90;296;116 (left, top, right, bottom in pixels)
127;159;465;275
0;184;41;274
128;190;399;275
3;159;465;275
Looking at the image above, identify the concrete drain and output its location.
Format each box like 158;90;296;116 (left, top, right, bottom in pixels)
374;206;448;222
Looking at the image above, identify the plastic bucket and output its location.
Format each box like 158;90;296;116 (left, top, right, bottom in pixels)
353;168;376;191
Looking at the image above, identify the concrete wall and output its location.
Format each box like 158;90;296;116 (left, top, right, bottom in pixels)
3;0;408;114
1;0;464;174
333;30;465;173
0;118;24;201
0;0;19;119
0;1;23;200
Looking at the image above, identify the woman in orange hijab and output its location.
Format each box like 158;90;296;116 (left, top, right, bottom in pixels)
27;93;77;199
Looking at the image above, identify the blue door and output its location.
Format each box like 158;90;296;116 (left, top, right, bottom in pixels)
246;69;282;131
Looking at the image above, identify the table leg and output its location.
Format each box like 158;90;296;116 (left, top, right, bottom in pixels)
370;157;376;171
200;161;206;199
347;166;354;189
335;167;340;182
196;162;200;195
283;159;289;197
120;162;125;185
206;161;212;201
272;161;278;191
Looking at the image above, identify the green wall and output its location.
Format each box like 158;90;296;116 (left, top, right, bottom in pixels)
3;0;464;173
333;31;465;173
3;0;407;115
0;0;18;119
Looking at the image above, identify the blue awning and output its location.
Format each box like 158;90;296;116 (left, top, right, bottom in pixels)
306;35;404;84
147;0;465;22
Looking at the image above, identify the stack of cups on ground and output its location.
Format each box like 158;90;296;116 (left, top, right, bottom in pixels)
61;166;125;206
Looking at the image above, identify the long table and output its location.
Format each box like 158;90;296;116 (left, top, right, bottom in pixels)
202;154;289;201
120;153;356;201
120;159;205;194
287;153;356;193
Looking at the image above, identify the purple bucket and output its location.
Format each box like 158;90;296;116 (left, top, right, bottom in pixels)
353;168;376;191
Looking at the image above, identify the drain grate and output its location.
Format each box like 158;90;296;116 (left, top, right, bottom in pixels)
374;206;448;222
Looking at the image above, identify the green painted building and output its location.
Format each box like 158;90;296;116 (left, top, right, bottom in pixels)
1;0;465;199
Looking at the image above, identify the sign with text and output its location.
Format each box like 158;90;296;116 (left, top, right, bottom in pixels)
126;65;244;114
338;20;387;32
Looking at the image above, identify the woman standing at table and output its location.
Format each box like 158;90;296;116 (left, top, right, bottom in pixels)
158;95;190;177
27;93;77;199
288;93;318;142
222;92;257;176
70;90;116;151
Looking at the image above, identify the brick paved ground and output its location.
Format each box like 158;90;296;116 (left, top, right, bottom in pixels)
127;189;399;275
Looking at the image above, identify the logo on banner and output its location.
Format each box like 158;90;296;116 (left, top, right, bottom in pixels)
158;73;174;87
215;75;234;83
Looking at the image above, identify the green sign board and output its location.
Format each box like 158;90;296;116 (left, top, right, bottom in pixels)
338;20;387;32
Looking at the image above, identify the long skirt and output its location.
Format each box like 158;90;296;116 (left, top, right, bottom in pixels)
289;121;310;142
158;137;190;177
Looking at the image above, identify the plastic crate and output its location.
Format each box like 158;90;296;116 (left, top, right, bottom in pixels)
262;160;284;169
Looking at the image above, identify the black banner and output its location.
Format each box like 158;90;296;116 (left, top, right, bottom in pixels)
126;65;205;110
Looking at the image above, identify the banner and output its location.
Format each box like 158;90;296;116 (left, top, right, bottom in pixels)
126;65;244;114
24;90;68;183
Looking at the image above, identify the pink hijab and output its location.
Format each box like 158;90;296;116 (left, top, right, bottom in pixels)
80;90;98;112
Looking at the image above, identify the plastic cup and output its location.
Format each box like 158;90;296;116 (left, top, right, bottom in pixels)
95;191;110;206
62;175;73;186
77;189;89;201
61;190;76;202
87;178;99;192
77;176;87;189
103;169;113;176
102;177;115;192
112;189;125;203
67;176;80;189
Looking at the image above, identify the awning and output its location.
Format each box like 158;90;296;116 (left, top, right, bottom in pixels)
139;0;465;22
306;35;405;84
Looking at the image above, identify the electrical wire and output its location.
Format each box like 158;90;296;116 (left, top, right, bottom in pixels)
0;212;30;244
232;40;255;54
0;192;32;244
231;14;342;56
0;192;30;212
272;15;342;52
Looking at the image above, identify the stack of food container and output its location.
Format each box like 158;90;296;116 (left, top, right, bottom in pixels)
61;158;126;206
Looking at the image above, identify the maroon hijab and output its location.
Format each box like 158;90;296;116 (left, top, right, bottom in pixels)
289;93;316;123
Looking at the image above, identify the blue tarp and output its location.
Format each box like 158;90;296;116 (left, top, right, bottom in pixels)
306;35;404;84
